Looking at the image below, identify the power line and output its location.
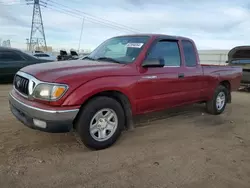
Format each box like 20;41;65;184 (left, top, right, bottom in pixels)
2;0;142;50
39;1;137;33
41;4;82;19
41;2;136;33
48;0;140;33
2;0;141;34
43;0;140;33
41;4;130;32
0;0;20;5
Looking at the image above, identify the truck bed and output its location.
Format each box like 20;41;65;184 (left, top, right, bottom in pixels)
201;64;242;91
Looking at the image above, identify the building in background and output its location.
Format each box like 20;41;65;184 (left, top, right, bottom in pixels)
198;50;229;65
1;39;11;47
35;46;52;52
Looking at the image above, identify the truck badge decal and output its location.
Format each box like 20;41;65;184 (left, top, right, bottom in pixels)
126;43;144;48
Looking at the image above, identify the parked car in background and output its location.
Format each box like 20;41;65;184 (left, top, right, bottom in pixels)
57;50;79;61
9;34;242;150
227;46;250;88
34;50;44;53
0;47;51;83
227;59;250;88
33;52;57;61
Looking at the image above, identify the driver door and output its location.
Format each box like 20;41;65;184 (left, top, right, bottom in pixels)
134;39;185;113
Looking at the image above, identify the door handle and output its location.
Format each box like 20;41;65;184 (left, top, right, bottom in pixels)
178;73;185;78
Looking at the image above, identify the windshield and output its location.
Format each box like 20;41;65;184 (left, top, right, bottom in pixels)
88;36;150;64
231;59;250;64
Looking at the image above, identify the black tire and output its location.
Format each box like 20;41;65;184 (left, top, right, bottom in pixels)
206;85;228;115
75;96;125;150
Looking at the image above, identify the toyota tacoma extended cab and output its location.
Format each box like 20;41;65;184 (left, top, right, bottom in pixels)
9;34;242;150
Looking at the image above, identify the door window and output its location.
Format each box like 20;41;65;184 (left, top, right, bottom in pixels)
182;40;197;67
0;51;24;61
146;40;181;67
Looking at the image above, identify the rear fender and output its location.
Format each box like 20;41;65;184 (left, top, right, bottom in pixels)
228;91;232;103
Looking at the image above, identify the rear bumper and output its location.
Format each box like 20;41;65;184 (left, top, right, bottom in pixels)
240;82;250;87
9;92;79;133
241;71;250;84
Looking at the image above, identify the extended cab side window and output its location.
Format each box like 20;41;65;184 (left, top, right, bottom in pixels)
146;40;181;67
0;51;24;61
182;40;197;67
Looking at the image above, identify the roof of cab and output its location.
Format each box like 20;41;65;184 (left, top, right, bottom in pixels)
114;33;192;41
0;46;21;51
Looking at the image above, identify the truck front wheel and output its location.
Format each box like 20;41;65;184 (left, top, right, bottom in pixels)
75;96;125;150
206;85;228;115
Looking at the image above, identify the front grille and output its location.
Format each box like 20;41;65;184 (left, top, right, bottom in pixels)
14;75;29;96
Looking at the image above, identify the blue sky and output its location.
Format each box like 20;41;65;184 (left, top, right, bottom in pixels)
1;0;250;51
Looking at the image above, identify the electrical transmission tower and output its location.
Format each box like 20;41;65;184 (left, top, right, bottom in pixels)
26;0;47;52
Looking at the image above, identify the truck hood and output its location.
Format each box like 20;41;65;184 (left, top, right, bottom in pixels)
20;59;126;82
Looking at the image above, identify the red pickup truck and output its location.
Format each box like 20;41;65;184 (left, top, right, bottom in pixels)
9;34;242;150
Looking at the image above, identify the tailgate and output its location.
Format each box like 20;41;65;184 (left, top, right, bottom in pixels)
230;60;250;83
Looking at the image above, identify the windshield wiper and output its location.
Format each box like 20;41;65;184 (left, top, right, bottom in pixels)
82;56;96;60
96;57;120;64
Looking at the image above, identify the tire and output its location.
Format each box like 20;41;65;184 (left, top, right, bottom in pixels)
75;96;125;150
206;85;228;115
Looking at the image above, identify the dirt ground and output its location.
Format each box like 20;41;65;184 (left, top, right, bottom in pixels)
0;85;250;188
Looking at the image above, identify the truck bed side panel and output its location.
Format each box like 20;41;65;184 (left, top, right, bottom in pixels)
201;65;242;99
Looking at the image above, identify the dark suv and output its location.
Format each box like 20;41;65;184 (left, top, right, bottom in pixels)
0;47;51;83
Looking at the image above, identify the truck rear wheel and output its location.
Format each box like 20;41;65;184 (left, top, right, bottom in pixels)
206;85;228;115
75;96;125;150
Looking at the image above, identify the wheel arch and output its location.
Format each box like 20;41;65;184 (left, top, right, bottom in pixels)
219;80;231;103
73;90;134;130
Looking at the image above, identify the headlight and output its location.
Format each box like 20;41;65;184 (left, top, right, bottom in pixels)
32;83;68;101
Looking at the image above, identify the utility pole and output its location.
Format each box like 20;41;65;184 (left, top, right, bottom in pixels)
78;17;85;53
37;38;39;50
26;38;29;51
26;0;47;52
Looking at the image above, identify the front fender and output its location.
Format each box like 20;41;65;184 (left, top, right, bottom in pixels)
62;76;137;112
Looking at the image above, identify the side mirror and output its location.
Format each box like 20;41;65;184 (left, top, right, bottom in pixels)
142;58;165;68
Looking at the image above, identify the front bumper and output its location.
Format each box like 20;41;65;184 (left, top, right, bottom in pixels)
9;92;79;133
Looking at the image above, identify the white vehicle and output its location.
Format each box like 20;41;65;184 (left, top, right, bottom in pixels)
33;53;57;61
